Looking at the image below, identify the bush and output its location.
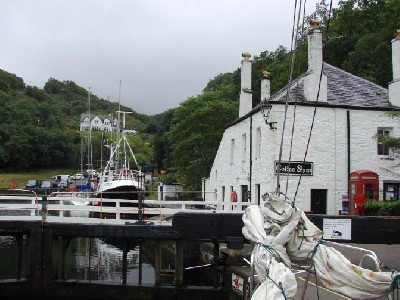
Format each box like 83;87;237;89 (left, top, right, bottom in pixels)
362;200;400;216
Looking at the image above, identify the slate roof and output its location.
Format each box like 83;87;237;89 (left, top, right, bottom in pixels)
80;113;113;122
259;62;392;109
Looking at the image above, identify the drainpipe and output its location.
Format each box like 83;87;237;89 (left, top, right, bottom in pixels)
347;110;353;215
249;116;253;203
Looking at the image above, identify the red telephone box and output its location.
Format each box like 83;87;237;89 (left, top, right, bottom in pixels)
348;170;379;215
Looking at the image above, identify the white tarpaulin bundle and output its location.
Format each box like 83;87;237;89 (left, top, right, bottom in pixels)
242;193;399;299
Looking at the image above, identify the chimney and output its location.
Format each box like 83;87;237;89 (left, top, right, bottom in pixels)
304;20;327;102
239;52;253;117
261;71;271;102
389;29;400;107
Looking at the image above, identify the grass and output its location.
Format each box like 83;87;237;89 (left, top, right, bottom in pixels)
0;169;77;189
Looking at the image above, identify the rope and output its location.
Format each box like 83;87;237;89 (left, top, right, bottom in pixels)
254;242;279;258
276;0;303;194
307;239;324;260
297;218;308;250
293;0;334;203
306;239;324;300
265;264;288;300
391;272;400;291
285;0;308;196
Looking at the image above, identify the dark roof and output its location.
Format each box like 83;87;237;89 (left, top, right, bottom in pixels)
230;62;395;128
268;63;392;109
80;113;113;122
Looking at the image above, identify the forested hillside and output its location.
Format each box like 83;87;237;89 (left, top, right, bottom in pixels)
0;70;154;171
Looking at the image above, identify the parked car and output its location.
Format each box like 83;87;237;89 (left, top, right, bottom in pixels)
51;175;72;186
58;180;69;189
40;180;51;189
71;173;84;180
26;180;40;189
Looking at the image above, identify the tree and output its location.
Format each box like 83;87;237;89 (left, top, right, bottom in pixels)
167;92;238;190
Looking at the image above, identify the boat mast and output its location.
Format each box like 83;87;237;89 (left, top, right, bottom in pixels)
88;87;93;171
80;137;83;173
116;110;132;169
117;80;122;164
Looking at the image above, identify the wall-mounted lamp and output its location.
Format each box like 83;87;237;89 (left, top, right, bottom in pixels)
259;100;277;130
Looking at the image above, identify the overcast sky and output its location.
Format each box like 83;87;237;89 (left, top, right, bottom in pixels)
0;0;338;115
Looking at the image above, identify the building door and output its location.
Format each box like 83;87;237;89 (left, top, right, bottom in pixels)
241;185;249;202
311;189;327;214
241;185;249;210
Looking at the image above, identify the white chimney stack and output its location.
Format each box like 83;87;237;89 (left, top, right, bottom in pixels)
261;71;271;102
389;29;400;107
239;52;253;117
304;20;327;102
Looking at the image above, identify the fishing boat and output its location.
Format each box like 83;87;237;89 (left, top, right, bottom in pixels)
96;110;146;202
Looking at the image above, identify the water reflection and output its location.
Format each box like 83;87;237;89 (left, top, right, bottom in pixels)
0;236;27;279
0;235;155;284
66;238;155;284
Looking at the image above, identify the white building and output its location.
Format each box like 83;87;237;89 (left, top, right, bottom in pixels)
79;114;117;132
204;23;400;215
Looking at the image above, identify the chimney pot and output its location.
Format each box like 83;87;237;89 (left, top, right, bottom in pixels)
395;29;400;40
242;52;251;60
310;19;320;30
262;71;271;79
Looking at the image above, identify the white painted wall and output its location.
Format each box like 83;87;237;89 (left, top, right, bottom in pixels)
205;104;400;215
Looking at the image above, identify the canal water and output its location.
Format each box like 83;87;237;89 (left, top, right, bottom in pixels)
0;235;213;286
0;235;155;284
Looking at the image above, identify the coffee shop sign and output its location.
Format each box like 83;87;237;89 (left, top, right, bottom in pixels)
275;161;313;176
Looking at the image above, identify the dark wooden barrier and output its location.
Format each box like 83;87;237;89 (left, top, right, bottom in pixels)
0;212;399;299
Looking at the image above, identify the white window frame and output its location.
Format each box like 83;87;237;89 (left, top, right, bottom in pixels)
242;133;247;163
255;127;261;159
377;127;392;156
230;138;235;165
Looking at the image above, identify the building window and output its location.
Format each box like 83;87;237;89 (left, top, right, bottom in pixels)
242;134;247;162
230;139;235;165
377;128;392;155
383;182;400;201
222;186;225;202
255;127;261;158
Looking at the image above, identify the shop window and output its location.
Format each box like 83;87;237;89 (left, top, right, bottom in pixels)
384;182;400;201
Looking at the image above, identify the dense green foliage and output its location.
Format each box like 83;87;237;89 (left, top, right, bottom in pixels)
363;200;400;216
0;70;154;171
167;91;238;189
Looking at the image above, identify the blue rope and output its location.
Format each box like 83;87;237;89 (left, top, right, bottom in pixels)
391;271;400;291
306;240;325;300
307;239;324;259
265;265;287;300
297;218;308;250
254;242;278;257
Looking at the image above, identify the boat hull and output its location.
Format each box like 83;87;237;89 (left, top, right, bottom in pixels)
97;179;144;201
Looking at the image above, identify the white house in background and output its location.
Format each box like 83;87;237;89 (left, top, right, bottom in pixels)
204;22;400;215
79;114;118;132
